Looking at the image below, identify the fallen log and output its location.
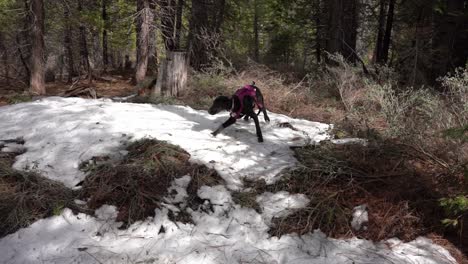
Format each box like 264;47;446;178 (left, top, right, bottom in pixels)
60;85;97;99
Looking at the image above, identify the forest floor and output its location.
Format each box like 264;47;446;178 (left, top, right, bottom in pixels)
0;74;466;263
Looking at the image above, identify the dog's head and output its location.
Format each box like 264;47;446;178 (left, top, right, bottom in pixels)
208;96;230;115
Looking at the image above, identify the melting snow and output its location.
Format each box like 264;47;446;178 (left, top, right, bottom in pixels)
257;191;310;224
351;204;369;231
0;97;457;264
0;97;330;189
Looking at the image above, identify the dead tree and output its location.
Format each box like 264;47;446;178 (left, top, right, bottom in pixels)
153;51;188;97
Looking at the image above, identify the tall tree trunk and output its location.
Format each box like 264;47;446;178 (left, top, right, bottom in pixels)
213;0;226;34
0;33;9;85
341;0;358;62
102;0;109;71
147;1;158;75
174;0;184;50
16;33;30;82
253;0;259;62
381;0;395;64
326;0;342;56
135;0;151;83
431;0;468;82
29;0;46;95
325;0;358;63
314;0;322;63
64;5;75;83
78;0;92;83
161;0;176;51
374;0;387;63
188;0;209;70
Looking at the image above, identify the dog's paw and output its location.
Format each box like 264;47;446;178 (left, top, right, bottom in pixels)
265;117;270;123
211;131;218;137
258;137;264;143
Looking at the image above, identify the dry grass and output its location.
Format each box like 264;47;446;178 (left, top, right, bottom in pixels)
79;138;223;226
238;141;466;250
180;63;344;124
0;161;76;237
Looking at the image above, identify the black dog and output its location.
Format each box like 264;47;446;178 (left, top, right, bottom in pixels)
208;83;270;142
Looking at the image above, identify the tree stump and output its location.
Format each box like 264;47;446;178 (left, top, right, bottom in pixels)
153;51;189;97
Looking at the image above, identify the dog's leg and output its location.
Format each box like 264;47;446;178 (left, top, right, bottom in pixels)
243;115;250;122
262;108;270;123
212;117;236;137
248;110;263;142
255;88;270;123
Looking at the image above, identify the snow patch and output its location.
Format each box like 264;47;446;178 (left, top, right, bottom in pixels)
256;191;310;223
0;97;331;189
0;98;457;264
0;208;456;264
351;204;369;231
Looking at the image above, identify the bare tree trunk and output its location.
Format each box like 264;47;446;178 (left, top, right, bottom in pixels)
188;0;209;70
15;33;30;82
431;0;467;82
341;0;358;63
29;0;46;95
174;0;184;49
374;0;387;63
326;0;341;57
147;0;158;75
161;0;176;51
102;0;109;71
64;5;75;83
0;33;9;85
213;0;226;34
381;0;395;63
314;0;322;63
135;0;151;84
78;0;92;84
253;0;259;62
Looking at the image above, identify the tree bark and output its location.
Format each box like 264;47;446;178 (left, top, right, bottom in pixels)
381;0;395;64
78;0;92;83
326;0;341;56
325;0;358;63
314;0;322;63
374;0;387;63
147;1;158;75
213;0;226;34
0;33;9;85
29;0;46;95
174;0;184;49
188;0;208;70
135;0;151;84
102;0;109;71
161;0;176;51
153;51;188;97
431;0;468;82
64;5;75;83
